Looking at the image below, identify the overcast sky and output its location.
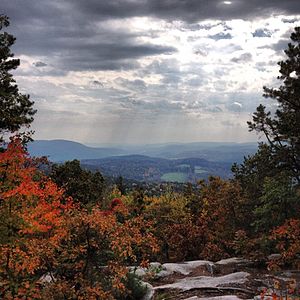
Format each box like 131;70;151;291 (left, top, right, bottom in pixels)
2;0;300;145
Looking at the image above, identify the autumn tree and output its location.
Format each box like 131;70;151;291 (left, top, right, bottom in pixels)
0;15;36;143
271;218;300;267
0;138;72;298
0;139;159;299
143;191;197;261
196;177;246;260
45;202;158;299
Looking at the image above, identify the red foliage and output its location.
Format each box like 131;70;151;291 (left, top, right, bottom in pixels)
270;218;300;267
0;138;73;298
0;138;158;298
110;198;123;210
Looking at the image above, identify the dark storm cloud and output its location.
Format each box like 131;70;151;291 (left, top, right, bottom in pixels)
2;0;176;72
2;0;299;73
59;43;176;71
72;0;300;22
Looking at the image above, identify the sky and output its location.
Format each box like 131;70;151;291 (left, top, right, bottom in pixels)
2;0;300;145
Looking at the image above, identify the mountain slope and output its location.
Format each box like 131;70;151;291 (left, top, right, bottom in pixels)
27;139;126;161
28;139;257;163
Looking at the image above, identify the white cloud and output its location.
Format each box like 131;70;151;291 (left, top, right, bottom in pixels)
12;15;300;143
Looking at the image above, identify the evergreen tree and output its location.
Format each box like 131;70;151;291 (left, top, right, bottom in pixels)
232;27;300;247
50;160;105;207
248;27;300;183
0;15;36;142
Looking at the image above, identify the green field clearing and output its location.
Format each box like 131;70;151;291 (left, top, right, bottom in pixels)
177;164;190;168
161;172;188;183
194;166;208;174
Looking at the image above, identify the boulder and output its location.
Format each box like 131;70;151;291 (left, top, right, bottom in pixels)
216;257;251;266
184;296;248;300
141;282;155;300
154;271;250;291
157;260;214;278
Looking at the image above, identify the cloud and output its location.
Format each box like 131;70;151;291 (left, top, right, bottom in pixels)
2;0;297;75
2;0;300;144
233;101;242;107
270;38;290;52
282;17;300;23
252;28;272;38
193;48;209;56
91;80;104;87
59;43;176;71
33;61;47;67
208;106;223;113
114;78;147;92
209;32;233;40
231;53;252;63
157;1;295;21
226;101;243;112
3;2;176;72
221;120;241;127
264;28;294;52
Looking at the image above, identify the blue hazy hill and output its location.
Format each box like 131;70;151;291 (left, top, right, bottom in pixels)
28;139;258;182
28;139;257;163
27;139;126;162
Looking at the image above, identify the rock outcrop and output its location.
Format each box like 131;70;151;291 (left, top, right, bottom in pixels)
134;257;300;300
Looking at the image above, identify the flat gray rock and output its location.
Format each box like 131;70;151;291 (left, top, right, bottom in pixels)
158;260;214;277
215;257;251;265
184;296;247;300
155;271;250;291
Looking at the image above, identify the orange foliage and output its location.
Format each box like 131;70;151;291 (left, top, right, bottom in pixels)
139;178;246;262
164;221;205;261
40;200;158;298
141;192;202;262
270;218;300;267
196;177;245;260
0;139;159;299
0;138;72;298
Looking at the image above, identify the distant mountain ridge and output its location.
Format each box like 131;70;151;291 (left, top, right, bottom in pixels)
28;139;257;163
27;139;126;161
27;139;258;183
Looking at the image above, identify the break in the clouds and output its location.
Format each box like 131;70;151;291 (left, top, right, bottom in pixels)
2;0;300;144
